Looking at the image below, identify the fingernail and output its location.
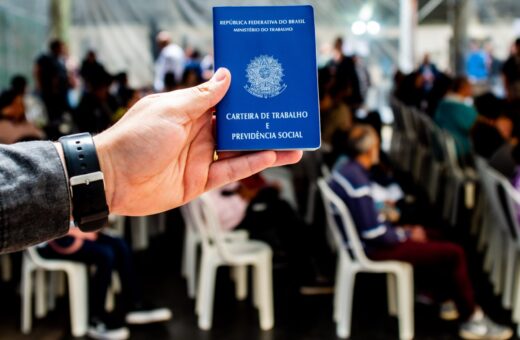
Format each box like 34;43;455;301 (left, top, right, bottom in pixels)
213;68;227;82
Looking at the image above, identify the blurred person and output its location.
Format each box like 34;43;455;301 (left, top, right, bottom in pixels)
8;74;48;127
0;89;45;144
154;31;185;92
80;50;108;91
352;54;371;105
327;37;361;109
489;101;520;177
184;47;203;80
466;41;489;83
113;72;134;108
163;71;177;92
38;227;172;340
434;76;478;158
318;67;353;150
180;68;203;89
200;52;214;81
502;38;520;101
329;125;513;340
34;39;70;138
208;174;334;294
472;93;512;159
74;69;118;133
417;53;439;94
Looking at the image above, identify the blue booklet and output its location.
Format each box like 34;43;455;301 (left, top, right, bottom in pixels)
213;5;320;151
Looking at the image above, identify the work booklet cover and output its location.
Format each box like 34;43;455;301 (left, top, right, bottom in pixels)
213;5;321;151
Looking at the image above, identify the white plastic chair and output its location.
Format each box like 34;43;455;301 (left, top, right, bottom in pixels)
186;194;274;331
180;205;249;298
317;178;414;340
21;247;88;337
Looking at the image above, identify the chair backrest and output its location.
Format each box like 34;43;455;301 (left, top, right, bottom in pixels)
184;194;236;262
317;178;371;266
475;157;520;241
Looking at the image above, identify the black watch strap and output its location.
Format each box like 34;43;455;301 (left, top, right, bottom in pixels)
59;133;109;232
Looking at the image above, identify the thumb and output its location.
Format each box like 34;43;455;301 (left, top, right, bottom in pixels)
178;67;231;118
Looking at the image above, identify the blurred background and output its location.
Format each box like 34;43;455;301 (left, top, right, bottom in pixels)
2;0;520;339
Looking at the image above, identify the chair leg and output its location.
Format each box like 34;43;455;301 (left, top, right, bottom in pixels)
47;272;57;312
255;254;274;330
181;226;190;278
396;268;414;340
186;232;198;299
21;259;33;334
233;265;248;301
197;255;218;330
336;270;355;339
503;241;516;309
513;258;520;322
67;267;88;337
333;259;345;322
35;269;47;318
387;273;398;316
1;254;12;282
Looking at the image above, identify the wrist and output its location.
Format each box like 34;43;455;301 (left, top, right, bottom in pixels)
92;133;115;213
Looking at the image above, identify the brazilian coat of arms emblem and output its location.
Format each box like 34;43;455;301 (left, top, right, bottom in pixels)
244;55;287;99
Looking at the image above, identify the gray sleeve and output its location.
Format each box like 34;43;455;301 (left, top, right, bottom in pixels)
0;141;70;253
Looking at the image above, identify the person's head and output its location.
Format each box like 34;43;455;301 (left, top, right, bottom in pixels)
49;39;64;56
90;69;113;100
346;124;380;168
514;38;520;55
333;37;343;52
10;75;27;96
156;31;172;50
422;53;431;65
0;90;25;122
450;76;472;98
85;50;97;63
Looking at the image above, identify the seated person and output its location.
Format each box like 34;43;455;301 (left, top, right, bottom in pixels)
0;90;45;144
207;174;333;294
472;93;512;159
489;100;520;178
434;76;478;159
329;124;512;340
38;227;171;340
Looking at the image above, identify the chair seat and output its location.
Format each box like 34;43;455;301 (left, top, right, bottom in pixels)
224;240;272;264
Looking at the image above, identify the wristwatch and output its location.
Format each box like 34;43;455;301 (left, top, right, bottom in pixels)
58;133;109;232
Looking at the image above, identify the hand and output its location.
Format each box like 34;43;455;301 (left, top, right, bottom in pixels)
408;226;428;243
92;68;302;215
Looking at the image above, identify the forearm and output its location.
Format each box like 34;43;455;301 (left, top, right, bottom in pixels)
0;141;70;253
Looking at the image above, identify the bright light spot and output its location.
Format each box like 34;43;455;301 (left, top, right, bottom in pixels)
367;20;381;35
359;4;373;21
351;21;367;35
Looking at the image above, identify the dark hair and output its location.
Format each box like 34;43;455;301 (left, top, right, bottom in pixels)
49;39;63;53
10;75;27;96
0;90;17;112
515;37;520;47
346;124;378;158
450;76;469;93
474;92;504;120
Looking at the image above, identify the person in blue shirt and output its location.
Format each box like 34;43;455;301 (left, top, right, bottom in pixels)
329;124;512;340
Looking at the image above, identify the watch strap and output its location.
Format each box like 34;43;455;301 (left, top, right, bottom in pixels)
59;133;109;232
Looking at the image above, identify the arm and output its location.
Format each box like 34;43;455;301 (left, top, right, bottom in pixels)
0;141;70;253
0;68;302;253
329;179;408;246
